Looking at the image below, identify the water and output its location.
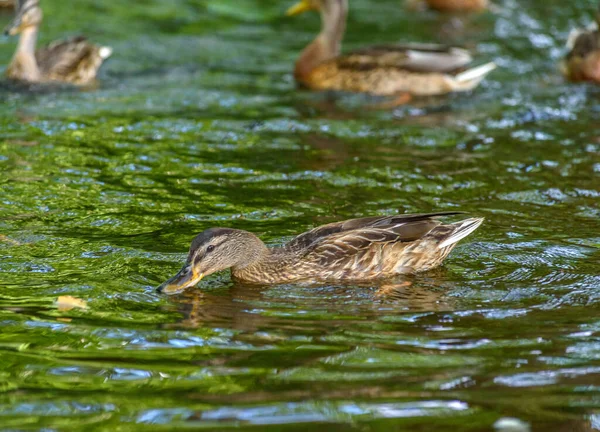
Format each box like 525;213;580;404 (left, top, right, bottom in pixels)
1;0;600;430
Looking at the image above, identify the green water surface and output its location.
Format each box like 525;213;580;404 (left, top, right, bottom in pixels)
1;0;600;430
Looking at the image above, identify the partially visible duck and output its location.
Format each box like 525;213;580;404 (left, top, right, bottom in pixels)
423;0;489;13
286;0;496;100
4;0;112;85
0;0;15;9
562;4;600;83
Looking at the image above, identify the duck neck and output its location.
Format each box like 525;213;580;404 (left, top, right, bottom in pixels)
11;26;41;80
229;233;270;274
295;0;347;80
230;239;293;283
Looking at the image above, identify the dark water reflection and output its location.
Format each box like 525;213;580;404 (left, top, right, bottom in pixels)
1;0;600;430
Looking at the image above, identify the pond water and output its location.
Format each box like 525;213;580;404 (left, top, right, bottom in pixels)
1;0;600;430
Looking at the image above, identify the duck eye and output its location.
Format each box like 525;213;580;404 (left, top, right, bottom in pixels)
206;245;215;253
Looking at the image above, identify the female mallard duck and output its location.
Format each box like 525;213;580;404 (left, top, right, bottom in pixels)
562;5;600;83
4;0;112;85
157;212;483;294
286;0;496;99
423;0;488;12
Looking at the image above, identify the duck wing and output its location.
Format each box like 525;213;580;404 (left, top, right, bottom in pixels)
36;37;93;75
566;26;600;60
336;43;473;73
295;213;482;277
286;211;462;252
35;36;111;84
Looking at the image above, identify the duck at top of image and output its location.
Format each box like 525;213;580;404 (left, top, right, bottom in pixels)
4;0;112;85
562;3;600;83
157;211;483;295
417;0;489;13
0;0;15;9
286;0;496;103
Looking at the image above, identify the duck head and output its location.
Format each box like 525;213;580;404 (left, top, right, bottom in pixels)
4;0;42;36
286;0;347;17
157;228;267;294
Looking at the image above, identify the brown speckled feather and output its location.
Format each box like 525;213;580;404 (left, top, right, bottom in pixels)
424;0;488;12
563;9;600;83
570;31;600;59
336;44;473;73
35;36;108;85
303;50;486;96
294;214;458;280
287;211;461;251
157;212;485;293
233;212;483;283
290;0;495;96
5;0;112;85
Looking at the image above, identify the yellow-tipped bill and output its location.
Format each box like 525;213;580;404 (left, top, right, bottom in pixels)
157;265;204;295
286;0;315;16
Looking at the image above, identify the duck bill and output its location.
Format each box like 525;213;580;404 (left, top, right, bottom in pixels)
286;0;314;16
157;265;204;295
4;22;20;36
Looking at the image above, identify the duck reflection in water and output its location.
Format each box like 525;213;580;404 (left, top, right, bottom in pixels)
161;271;458;332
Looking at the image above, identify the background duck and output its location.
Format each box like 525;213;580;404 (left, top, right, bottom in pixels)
423;0;488;12
286;0;496;99
4;0;112;85
563;4;600;83
157;212;484;294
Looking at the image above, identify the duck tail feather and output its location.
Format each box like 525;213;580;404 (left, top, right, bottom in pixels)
455;62;497;83
448;62;497;91
99;46;113;59
438;217;484;249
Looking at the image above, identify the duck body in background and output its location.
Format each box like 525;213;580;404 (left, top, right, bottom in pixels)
424;0;488;12
0;0;15;9
563;5;600;83
287;0;496;99
4;0;112;85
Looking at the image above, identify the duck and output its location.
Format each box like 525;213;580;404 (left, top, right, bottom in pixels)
423;0;488;13
286;0;496;100
0;0;15;9
562;5;600;83
157;211;483;294
4;0;112;85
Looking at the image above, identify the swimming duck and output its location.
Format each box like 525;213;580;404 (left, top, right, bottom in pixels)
562;5;600;83
286;0;496;99
157;212;483;294
4;0;112;85
423;0;488;12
